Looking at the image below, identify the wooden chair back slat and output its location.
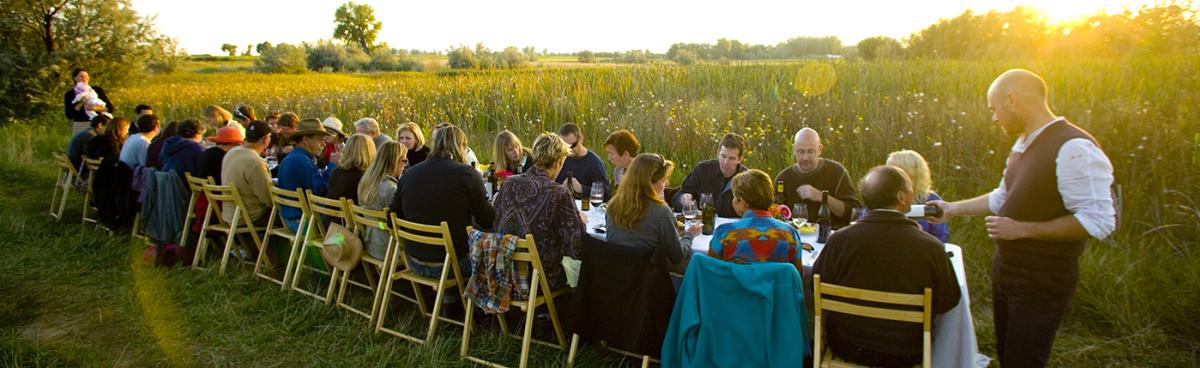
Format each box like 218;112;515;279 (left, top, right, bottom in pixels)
269;185;307;210
819;282;926;306
305;190;351;221
185;172;212;192
349;205;390;231
83;156;102;172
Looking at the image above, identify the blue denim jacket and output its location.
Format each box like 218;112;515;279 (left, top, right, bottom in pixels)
276;147;334;220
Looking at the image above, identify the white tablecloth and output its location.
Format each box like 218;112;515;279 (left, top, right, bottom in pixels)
575;201;989;368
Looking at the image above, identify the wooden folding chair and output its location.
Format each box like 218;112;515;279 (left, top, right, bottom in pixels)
192;183;265;275
376;216;465;344
180;173;214;246
80;156;103;225
50;152;78;220
255;185;310;290
812;274;933;368
338;204;413;328
290;190;352;305
460;228;570;368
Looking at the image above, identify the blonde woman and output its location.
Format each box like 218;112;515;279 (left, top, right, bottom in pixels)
607;153;700;271
202;105;241;137
396;122;429;167
327;134;376;203
492;130;532;174
358;141;407;259
886;149;949;242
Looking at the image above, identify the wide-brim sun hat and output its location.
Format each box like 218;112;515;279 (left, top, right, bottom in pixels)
207;125;245;144
291;118;334;142
322;116;346;138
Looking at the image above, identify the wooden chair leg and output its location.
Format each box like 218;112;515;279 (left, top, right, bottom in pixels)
49;173;61;216
80;189;91;225
567;334;579;368
217;234;236;275
411;280;429;316
217;214;241;275
459;298;475;358
425;254;453;342
544;290;567;347
367;263;385;327
375;264;398;334
55;177;71;220
518;269;541;368
193;224;210;269
180;197;196;246
280;215;305;290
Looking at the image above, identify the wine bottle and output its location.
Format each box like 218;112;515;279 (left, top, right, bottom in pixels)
701;195;715;236
775;179;786;205
905;204;944;219
484;165;497;199
817;190;831;243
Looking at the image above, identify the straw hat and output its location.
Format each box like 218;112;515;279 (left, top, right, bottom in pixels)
291;118;333;142
320;223;362;272
206;125;244;144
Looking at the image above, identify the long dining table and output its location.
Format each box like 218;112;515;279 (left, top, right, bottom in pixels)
575;201;990;368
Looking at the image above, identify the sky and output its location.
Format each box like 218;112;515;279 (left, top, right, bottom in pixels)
131;0;1157;55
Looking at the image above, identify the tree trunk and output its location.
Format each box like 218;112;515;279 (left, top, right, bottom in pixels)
42;13;55;53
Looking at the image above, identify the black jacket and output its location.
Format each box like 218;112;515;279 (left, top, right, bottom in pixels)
64;86;114;122
812;210;961;359
389;157;494;262
568;236;677;357
327;167;365;204
671;159;746;218
85;135;121;162
93;158;137;230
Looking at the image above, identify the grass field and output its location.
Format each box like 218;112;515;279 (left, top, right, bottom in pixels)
2;59;1199;366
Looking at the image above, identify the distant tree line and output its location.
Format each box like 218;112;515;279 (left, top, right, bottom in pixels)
666;36;844;64
254;41;423;73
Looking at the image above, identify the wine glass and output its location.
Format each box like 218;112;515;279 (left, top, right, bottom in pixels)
682;200;700;227
850;208;867;224
792;204;809;225
699;193;714;209
590;182;605;209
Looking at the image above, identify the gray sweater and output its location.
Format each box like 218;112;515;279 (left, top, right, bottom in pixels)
606;203;692;267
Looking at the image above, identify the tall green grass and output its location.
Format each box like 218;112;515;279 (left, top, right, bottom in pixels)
2;58;1198;366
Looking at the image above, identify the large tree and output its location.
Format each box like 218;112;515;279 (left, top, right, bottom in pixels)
333;2;381;52
0;0;176;120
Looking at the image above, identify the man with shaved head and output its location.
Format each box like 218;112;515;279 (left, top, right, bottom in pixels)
930;69;1115;367
814;165;960;366
775;127;861;226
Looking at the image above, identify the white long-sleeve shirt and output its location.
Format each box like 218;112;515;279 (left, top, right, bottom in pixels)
988;117;1117;239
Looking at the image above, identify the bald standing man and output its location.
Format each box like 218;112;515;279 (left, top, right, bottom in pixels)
930;69;1116;367
775;127;862;226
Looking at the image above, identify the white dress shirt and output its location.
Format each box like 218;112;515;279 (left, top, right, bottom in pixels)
988;117;1117;239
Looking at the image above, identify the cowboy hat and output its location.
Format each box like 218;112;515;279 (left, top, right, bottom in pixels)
291;118;333;142
320;223;362;272
206;125;244;144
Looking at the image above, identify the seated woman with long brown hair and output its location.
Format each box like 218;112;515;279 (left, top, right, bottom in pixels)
606;153;700;271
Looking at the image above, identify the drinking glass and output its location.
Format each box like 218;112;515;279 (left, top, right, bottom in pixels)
682;201;700;227
850;208;867;224
590;182;605;209
699;193;714;209
793;204;809;224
